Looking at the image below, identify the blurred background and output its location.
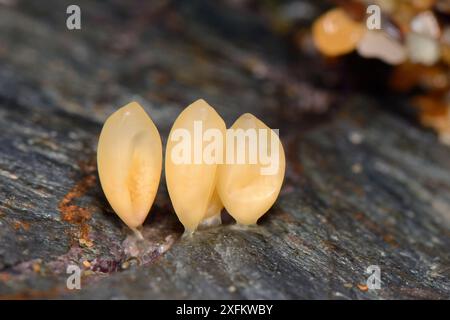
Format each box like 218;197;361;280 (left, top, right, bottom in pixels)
2;0;450;141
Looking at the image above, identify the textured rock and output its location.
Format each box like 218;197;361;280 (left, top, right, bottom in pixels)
0;0;449;299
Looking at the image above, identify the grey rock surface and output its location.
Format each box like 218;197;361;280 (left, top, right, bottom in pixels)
0;0;448;299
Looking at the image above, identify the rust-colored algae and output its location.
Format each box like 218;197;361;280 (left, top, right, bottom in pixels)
58;159;97;246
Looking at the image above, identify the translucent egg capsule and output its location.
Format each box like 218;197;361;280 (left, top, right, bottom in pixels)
165;99;226;233
217;113;285;225
313;8;365;57
97;102;162;232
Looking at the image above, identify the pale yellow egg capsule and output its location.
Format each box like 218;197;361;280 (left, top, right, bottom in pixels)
165;99;226;232
217;113;285;225
97;102;162;231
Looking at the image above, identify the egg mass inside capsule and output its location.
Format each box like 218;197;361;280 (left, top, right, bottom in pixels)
97;102;162;231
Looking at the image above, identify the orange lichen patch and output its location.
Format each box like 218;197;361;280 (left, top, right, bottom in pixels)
79;223;92;245
357;284;369;292
58;159;97;246
59;174;96;223
79;237;94;248
312;8;365;57
78;235;93;248
12;220;30;231
59;203;92;224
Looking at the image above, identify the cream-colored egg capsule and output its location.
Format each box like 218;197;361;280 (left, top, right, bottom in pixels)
217;113;285;225
97;102;162;232
165;99;226;233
